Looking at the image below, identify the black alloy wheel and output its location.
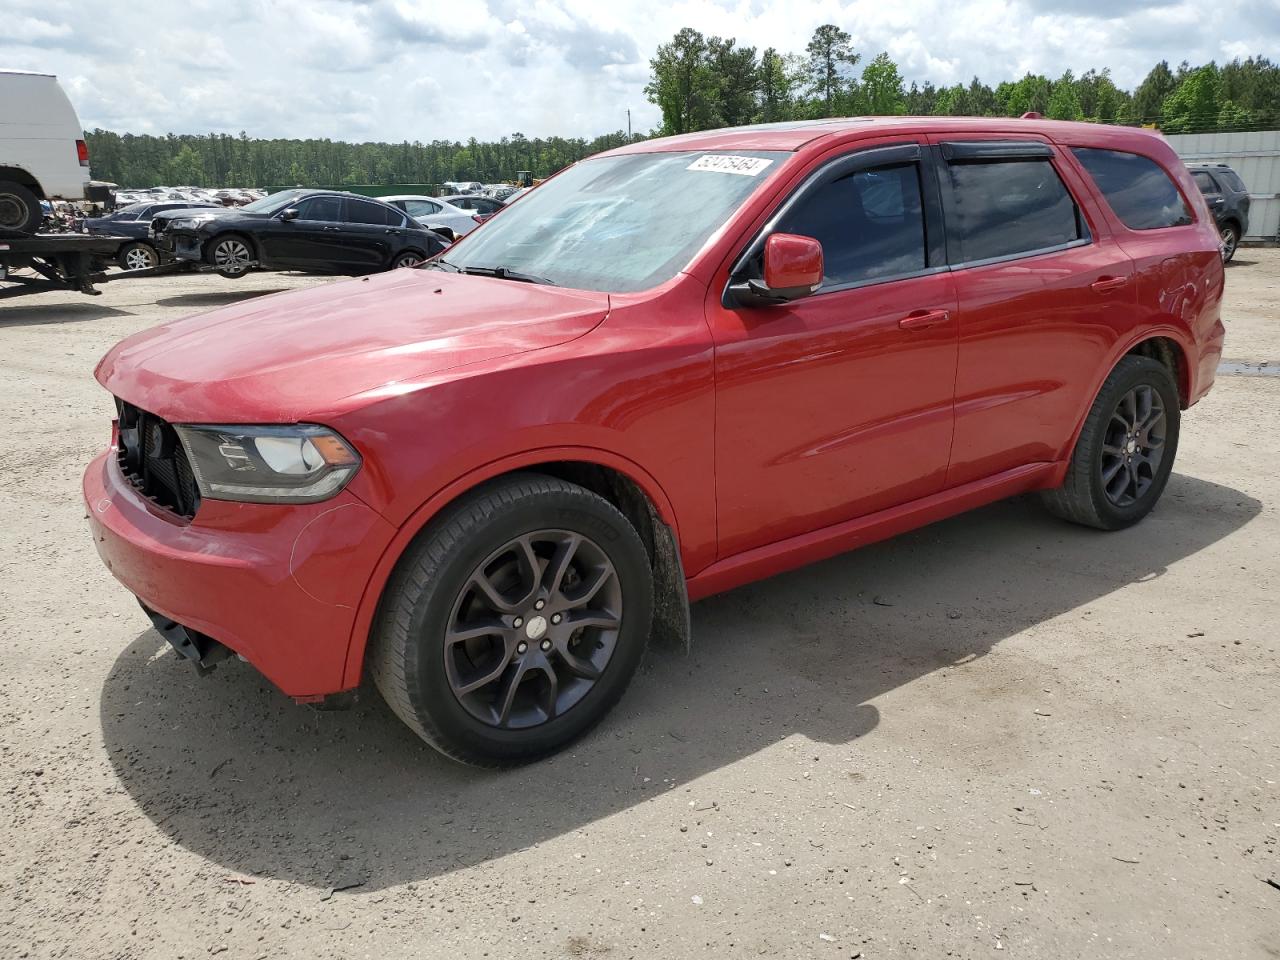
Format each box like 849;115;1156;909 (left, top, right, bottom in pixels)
1099;384;1167;508
445;530;623;730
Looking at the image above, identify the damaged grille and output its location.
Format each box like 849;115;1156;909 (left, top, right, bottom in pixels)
115;399;201;519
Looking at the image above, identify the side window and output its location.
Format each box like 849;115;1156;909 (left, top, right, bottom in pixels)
295;196;343;222
1192;171;1219;195
944;158;1083;263
1071;148;1192;230
1216;169;1247;193
404;199;441;217
346;199;396;225
777;162;927;286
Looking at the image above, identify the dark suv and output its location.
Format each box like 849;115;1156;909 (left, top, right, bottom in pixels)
1188;163;1250;261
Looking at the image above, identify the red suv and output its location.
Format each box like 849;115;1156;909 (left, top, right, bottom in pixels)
85;118;1225;765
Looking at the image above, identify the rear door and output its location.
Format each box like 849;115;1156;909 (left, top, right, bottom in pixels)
932;136;1137;487
338;198;402;270
1191;170;1226;225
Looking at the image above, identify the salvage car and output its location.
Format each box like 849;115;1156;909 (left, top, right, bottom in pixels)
381;194;481;238
85;118;1225;766
83;200;220;270
151;189;448;277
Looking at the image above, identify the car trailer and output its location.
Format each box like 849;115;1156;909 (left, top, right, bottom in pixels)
0;233;205;300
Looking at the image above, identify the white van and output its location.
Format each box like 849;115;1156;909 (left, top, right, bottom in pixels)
0;70;91;235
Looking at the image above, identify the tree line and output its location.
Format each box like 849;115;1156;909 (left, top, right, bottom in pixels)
84;29;1280;189
646;26;1280;135
83;129;636;190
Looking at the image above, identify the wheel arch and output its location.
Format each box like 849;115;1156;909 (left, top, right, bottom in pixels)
1049;330;1192;487
341;450;690;689
203;229;261;263
0;167;44;197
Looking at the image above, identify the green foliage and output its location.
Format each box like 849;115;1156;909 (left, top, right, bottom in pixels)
805;24;860;112
1046;71;1085;120
862;53;906;115
85;128;636;189
1162;64;1222;133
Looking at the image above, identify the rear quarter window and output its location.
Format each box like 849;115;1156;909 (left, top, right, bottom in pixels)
1217;168;1247;193
1071;148;1193;230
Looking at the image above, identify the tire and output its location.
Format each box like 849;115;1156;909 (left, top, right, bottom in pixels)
0;180;42;237
1220;222;1239;262
1040;355;1180;530
369;473;654;767
117;241;159;271
391;250;424;269
206;233;254;278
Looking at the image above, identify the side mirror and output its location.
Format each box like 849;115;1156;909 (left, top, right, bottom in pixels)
280;208;299;222
728;233;824;306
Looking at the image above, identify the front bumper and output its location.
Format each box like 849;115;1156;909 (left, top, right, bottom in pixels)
83;449;397;698
152;229;202;262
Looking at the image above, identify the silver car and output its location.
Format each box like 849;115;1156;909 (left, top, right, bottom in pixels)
382;194;480;238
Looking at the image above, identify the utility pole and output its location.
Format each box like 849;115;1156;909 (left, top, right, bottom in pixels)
627;109;632;141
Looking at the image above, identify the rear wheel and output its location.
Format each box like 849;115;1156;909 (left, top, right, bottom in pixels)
207;234;254;278
392;250;424;269
1220;222;1239;262
0;181;42;237
118;241;159;271
1040;355;1180;530
369;474;653;766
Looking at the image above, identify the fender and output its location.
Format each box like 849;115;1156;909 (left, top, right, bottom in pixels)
1047;323;1196;487
339;444;683;689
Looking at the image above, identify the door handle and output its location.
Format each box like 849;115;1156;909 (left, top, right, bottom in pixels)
1091;275;1128;293
899;309;950;331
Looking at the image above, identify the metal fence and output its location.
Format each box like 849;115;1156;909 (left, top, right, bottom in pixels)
1166;130;1280;242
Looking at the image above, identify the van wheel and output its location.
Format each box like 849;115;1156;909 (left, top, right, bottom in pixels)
207;234;253;277
369;473;653;767
0;181;42;236
1041;356;1180;530
118;241;159;271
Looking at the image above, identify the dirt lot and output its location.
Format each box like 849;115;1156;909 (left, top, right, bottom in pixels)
1;255;1278;960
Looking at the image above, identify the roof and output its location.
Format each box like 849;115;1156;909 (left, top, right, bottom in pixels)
0;69;56;78
604;116;1169;157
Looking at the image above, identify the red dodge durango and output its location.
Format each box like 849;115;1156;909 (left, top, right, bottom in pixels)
85;117;1226;765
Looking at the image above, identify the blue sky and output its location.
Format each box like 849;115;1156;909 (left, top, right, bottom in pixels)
3;0;1273;142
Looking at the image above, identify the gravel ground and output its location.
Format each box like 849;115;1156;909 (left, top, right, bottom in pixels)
1;255;1277;960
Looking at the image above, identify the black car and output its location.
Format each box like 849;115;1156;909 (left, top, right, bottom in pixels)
439;194;505;216
1188;163;1250;262
83;201;221;270
150;189;450;278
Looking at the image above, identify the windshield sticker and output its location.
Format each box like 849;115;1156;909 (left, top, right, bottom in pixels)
687;154;773;176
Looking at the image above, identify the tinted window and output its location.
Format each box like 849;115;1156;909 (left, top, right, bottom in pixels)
1071;148;1192;230
347;199;398;225
1217;168;1247;193
295;196;343;221
778;162;927;286
1192;171;1219;194
945;159;1082;262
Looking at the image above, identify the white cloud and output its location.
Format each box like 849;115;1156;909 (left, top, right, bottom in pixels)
1;0;1274;142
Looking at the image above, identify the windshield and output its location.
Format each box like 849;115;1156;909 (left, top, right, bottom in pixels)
439;150;787;292
239;189;308;214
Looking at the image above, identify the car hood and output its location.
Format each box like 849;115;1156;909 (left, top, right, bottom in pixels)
152;207;256;226
96;269;611;423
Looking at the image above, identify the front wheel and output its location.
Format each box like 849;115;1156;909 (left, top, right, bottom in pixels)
1040;355;1180;530
369;474;654;766
207;234;254;278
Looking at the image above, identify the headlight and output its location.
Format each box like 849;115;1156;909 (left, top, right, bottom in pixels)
174;424;361;504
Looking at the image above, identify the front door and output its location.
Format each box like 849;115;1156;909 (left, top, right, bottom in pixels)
259;195;345;266
707;142;959;558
